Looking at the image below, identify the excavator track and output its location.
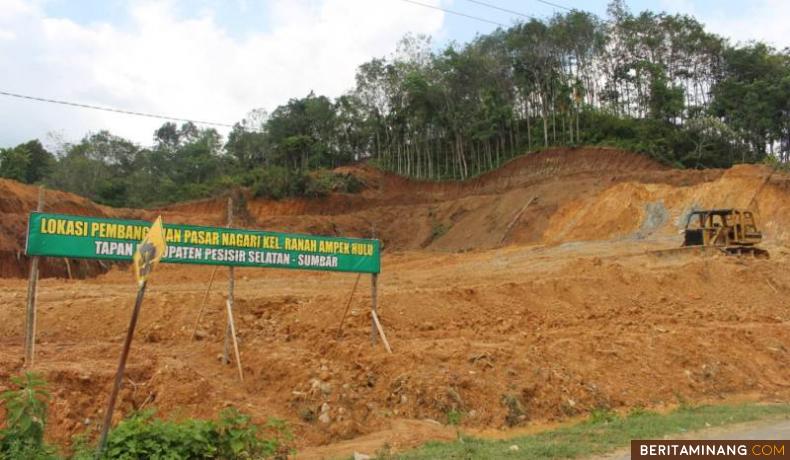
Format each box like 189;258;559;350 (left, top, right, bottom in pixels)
724;246;770;259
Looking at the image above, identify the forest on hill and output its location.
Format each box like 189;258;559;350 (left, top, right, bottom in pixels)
1;0;788;208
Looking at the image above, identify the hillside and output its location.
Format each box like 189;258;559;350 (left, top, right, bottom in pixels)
0;147;788;458
2;147;788;278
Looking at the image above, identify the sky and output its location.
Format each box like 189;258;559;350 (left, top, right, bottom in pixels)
0;0;788;148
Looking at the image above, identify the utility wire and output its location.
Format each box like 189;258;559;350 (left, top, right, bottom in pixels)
535;0;573;11
398;0;506;27
0;90;234;128
460;0;538;21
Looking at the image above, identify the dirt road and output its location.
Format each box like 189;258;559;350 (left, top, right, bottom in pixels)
593;418;790;460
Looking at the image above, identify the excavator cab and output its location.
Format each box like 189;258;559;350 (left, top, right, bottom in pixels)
682;209;767;257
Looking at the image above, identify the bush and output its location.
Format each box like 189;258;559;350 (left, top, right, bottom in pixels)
0;373;58;459
579;110;757;169
85;408;287;459
252;167;365;199
304;170;365;197
251;166;296;199
588;407;619;425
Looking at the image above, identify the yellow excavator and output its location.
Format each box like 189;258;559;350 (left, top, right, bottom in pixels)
682;208;769;258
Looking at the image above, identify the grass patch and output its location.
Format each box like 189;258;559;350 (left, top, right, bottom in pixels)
397;403;790;459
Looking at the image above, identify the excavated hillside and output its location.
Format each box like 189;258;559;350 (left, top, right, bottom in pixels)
6;146;788;278
0;147;788;458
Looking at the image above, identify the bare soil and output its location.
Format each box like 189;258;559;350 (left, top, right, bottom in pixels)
0;147;788;458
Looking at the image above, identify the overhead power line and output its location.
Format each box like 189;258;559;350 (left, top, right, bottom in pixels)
535;0;573;12
460;0;538;21
398;0;506;27
0;90;234;128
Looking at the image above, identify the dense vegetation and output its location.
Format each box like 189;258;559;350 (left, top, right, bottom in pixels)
0;373;290;459
1;0;788;207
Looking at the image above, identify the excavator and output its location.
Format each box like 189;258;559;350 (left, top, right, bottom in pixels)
678;166;777;258
681;208;769;258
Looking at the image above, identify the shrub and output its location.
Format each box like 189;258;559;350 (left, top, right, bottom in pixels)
86;408;289;459
0;372;58;459
588;407;619;425
252;165;297;199
252;167;365;199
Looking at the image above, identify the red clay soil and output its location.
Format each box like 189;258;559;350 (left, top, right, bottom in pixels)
0;147;788;458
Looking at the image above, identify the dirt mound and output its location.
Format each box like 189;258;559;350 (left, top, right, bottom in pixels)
545;165;790;245
0;179;114;278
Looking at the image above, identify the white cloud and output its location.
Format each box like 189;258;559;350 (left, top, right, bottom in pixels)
0;0;445;147
660;0;790;49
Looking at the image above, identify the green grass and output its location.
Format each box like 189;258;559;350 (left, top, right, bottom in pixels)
393;403;790;459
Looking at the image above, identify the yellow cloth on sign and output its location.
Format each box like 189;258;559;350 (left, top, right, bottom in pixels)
133;216;167;285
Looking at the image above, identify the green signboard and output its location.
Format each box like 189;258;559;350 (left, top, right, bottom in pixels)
25;212;380;274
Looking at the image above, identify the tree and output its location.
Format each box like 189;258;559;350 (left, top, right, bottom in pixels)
0;147;30;182
5;1;788;208
710;43;790;162
0;140;53;184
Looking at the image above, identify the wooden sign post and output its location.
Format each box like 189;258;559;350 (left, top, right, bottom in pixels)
24;186;44;367
371;272;378;345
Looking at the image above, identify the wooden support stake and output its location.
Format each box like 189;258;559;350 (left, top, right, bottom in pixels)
500;196;537;245
192;266;219;339
371;309;392;354
223;197;234;365
97;281;147;454
225;300;244;381
24;186;44;367
336;273;362;339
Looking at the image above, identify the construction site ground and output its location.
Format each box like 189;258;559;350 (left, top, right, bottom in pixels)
0;147;788;458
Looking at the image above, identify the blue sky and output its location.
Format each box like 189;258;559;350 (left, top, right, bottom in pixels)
41;0;779;48
0;0;787;147
44;0;790;46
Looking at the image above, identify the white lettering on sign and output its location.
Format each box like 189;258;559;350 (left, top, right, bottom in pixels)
247;250;291;265
95;241;134;256
165;245;204;260
297;254;338;268
203;248;247;263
